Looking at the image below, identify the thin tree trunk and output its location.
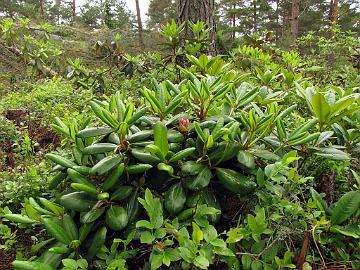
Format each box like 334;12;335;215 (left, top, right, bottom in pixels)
73;0;76;22
253;0;257;33
40;0;45;17
135;0;145;50
232;2;236;40
328;0;339;66
176;0;216;54
275;0;280;44
291;0;300;43
329;0;339;26
56;0;61;25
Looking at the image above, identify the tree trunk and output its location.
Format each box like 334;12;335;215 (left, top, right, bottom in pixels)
291;0;300;43
232;2;236;40
73;0;76;22
135;0;145;50
40;0;45;17
176;0;216;54
253;0;257;33
329;0;339;26
328;0;339;65
275;0;280;44
56;0;61;25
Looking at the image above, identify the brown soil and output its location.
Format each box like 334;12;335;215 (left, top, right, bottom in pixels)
0;140;15;170
0;229;33;270
29;120;61;148
319;171;336;204
5;109;29;126
223;195;247;223
0;249;15;270
4;109;61;149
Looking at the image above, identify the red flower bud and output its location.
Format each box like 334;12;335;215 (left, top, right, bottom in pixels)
179;117;190;133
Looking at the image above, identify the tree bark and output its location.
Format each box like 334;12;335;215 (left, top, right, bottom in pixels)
176;0;216;54
135;0;145;50
253;0;257;33
291;0;300;43
275;0;280;44
232;2;236;40
329;0;339;26
56;0;61;25
40;0;45;17
73;0;76;22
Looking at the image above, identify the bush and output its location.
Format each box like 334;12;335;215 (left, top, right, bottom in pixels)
4;53;360;269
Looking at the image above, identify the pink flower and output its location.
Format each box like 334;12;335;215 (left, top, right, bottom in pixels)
179;117;190;133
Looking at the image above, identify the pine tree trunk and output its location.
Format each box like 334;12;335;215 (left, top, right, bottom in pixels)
232;2;236;40
73;0;76;22
135;0;145;50
56;0;61;25
40;0;45;17
328;0;339;66
291;0;300;43
329;0;339;26
253;0;257;33
275;0;280;44
176;0;216;54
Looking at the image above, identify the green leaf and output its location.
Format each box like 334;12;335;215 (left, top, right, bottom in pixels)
210;238;226;248
288;118;318;140
198;54;209;69
81;208;105;224
315;148;350;160
154;122;169;158
87;226;107;260
330;95;355;117
136;220;153;229
252;149;279;161
145;144;165;161
288;132;320;146
194;122;206;143
241;254;252;270
168;147;196;163
140;231;155;244
194;255;210;269
331;191;360;225
179;247;195;262
157;162;174;176
90;155;123;175
12;261;55;270
204;225;218;242
192;222;203;244
310;188;329;214
124;103;135;123
181;161;206;175
4;214;37;224
164;91;187;115
330;225;360;238
142;88;163;113
311;93;330;124
43;217;71;245
251;260;263;270
62;259;77;268
185;166;212;191
150;252;163;270
138;189;163;229
237;150;255;169
127;106;149;126
164;183;186;215
187;55;201;68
